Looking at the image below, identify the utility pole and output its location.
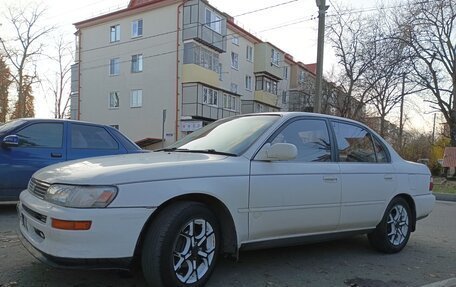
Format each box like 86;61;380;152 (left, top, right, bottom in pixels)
162;109;167;148
398;73;405;149
314;0;329;114
432;113;436;144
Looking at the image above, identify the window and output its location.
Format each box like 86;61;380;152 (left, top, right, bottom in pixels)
255;75;278;95
283;66;288;79
109;91;119;108
109;58;120;76
71;124;118;150
271;48;280;66
131;54;143;73
282;91;287;104
16;123;63;148
130;89;143;108
131;19;143;38
183;43;219;73
205;8;222;33
110;25;120;42
332;122;377;163
299;70;305;84
232;35;239;45
202;87;218;106
246;46;253;62
231;52;239;70
373;137;388;163
218;63;223;80
270;119;332;162
230;95;236;110
245;75;252;91
230;83;238;94
256;103;264;113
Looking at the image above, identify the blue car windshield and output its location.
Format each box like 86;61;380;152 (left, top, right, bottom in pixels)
0;119;25;134
166;115;280;156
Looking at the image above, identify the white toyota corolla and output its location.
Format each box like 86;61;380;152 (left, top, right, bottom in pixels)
18;113;435;287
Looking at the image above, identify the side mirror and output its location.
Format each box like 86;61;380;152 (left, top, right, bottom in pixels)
2;135;19;147
256;143;298;161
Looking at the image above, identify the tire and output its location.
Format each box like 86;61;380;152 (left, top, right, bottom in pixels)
141;201;220;287
368;197;413;254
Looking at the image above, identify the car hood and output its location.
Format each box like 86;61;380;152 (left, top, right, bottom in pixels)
33;152;247;185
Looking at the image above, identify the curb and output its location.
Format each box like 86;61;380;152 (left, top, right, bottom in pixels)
420;278;456;287
433;193;456;202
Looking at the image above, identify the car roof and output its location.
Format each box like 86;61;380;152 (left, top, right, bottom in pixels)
243;112;370;128
16;118;113;128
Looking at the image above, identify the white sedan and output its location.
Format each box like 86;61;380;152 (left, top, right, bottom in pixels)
18;113;435;287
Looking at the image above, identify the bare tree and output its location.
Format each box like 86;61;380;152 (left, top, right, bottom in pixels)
0;4;54;119
326;6;380;120
0;54;12;123
44;36;74;119
393;0;456;145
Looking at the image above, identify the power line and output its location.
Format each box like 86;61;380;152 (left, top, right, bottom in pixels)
79;0;300;54
80;14;317;73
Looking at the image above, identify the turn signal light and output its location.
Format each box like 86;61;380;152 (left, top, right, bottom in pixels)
51;218;92;230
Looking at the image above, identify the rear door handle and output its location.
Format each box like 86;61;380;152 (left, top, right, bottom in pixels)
51;153;62;158
384;175;393;180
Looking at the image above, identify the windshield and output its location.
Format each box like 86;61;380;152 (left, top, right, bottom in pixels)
166;115;280;156
0;119;25;134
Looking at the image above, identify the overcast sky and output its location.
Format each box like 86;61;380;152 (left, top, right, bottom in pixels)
0;0;438;132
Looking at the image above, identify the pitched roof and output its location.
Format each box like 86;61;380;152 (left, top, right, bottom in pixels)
442;147;456;167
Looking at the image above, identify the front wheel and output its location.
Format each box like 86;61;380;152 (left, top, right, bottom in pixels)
368;197;413;253
141;202;220;287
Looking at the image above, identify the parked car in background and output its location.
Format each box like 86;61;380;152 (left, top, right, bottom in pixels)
0;118;143;201
18;113;435;287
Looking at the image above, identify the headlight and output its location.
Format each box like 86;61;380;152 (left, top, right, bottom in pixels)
45;185;118;208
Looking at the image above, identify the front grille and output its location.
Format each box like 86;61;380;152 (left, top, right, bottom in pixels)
28;178;50;200
22;204;47;223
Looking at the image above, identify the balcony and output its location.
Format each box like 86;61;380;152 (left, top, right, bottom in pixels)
183;0;227;52
182;83;240;121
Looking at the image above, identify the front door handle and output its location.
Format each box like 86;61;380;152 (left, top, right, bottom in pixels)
51;153;62;158
323;176;338;182
384;175;393;180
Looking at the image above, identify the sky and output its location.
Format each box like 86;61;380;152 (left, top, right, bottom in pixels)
0;0;439;132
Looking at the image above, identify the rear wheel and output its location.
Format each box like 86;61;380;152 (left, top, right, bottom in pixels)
141;202;220;287
368;197;413;253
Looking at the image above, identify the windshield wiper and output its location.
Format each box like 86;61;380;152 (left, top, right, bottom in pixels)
156;148;236;156
178;149;237;156
155;147;188;152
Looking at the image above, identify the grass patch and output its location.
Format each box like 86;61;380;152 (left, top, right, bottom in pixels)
433;178;456;194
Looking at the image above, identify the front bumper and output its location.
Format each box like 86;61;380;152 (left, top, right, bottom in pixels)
18;190;155;265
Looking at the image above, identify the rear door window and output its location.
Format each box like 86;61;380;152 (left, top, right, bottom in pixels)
332;122;377;163
71;124;118;150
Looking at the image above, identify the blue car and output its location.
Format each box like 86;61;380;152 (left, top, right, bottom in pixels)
0;119;143;201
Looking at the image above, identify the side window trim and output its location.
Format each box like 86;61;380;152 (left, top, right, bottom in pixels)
329;119;391;163
69;123;120;150
15;122;64;149
253;116;335;162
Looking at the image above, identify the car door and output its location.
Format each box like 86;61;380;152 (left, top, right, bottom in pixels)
0;122;66;200
67;123;125;160
331;121;396;230
249;118;341;240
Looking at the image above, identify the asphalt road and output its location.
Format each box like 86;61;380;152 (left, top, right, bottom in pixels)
0;201;455;287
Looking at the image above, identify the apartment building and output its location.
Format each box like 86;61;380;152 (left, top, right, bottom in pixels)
71;0;325;147
287;59;317;112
